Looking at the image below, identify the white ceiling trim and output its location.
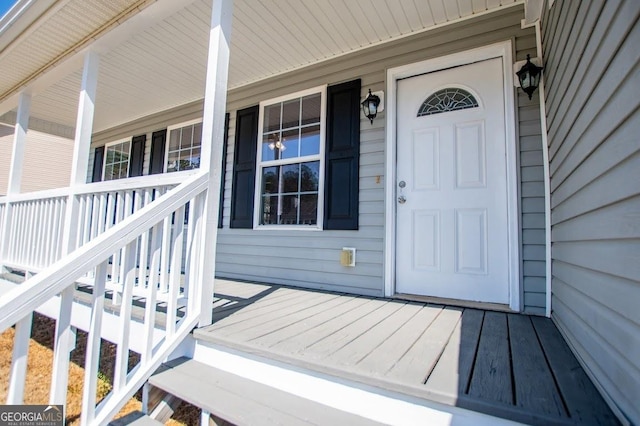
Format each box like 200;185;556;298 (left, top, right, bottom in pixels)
226;0;525;91
1;0;525;133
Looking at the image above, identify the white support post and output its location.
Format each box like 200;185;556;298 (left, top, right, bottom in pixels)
7;92;31;194
197;0;234;327
0;92;31;271
6;313;33;404
50;51;100;405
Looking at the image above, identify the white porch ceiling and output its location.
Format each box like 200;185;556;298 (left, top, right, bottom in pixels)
0;0;520;133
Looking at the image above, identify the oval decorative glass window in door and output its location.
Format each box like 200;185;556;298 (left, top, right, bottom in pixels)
417;88;478;116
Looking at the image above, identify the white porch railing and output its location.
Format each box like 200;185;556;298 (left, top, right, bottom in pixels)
0;172;191;272
0;171;209;425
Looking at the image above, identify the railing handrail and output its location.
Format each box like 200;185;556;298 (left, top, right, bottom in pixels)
0;170;199;204
74;169;199;195
0;171;208;333
0;187;70;203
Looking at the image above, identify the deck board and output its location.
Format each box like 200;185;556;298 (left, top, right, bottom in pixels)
531;316;619;425
468;311;513;405
356;304;443;375
208;288;311;324
423;308;484;397
384;307;462;385
210;291;342;338
238;295;357;343
508;314;567;417
250;296;370;348
326;302;424;367
192;281;619;425
302;300;406;360
269;298;384;354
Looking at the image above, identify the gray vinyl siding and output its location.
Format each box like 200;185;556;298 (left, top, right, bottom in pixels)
88;6;547;309
542;0;640;423
517;31;547;315
220;5;545;303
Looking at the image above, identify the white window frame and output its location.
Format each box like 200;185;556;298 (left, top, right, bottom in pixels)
103;138;131;181
253;85;327;230
164;118;204;173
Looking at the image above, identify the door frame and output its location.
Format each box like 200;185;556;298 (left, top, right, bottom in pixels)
384;40;521;311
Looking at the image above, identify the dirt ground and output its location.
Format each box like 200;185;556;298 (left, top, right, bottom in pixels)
0;313;201;425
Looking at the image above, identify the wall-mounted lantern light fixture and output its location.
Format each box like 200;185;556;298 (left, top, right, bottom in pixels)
516;54;543;100
362;89;381;124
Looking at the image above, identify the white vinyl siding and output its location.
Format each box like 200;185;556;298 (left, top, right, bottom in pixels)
542;0;640;423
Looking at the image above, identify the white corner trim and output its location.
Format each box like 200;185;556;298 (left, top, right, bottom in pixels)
533;23;552;318
384;41;521;312
192;342;521;426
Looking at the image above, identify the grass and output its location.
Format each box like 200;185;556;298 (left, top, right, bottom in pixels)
0;313;200;425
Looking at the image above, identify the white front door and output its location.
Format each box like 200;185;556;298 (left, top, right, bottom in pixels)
395;57;511;304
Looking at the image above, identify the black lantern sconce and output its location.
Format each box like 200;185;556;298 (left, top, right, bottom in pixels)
362;89;381;124
516;54;543;100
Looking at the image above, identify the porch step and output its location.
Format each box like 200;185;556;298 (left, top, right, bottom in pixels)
149;357;381;426
109;411;163;426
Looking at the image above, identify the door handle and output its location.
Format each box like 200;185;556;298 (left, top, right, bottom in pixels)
398;195;407;204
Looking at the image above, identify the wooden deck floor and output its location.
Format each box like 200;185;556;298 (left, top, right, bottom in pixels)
195;280;619;426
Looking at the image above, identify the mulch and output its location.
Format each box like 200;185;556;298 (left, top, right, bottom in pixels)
0;312;201;425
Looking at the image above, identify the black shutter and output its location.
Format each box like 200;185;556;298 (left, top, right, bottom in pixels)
324;79;361;230
129;134;146;177
230;106;259;229
149;129;167;175
92;146;104;182
218;113;230;228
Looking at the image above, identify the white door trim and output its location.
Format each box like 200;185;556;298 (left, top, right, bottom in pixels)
384;40;521;311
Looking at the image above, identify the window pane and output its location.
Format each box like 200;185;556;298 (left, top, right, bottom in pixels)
181;126;193;150
280;128;300;160
262;166;279;194
167;151;179;173
261;195;278;224
111;162;122;179
169;129;181;151
104;164;114;180
282;164;299;193
300;125;320;157
282;98;300;129
118;162;128;179
193;123;202;148
262;133;279;162
263;104;281;133
190;146;201;169
280;195;298;224
302;94;321;125
300;161;319;192
299;194;318;225
105;149;115;164
120;141;131;157
178;149;193;171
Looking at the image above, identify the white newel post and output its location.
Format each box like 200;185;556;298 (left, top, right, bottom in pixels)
196;0;233;327
4;92;32;405
50;51;100;405
0;92;31;272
